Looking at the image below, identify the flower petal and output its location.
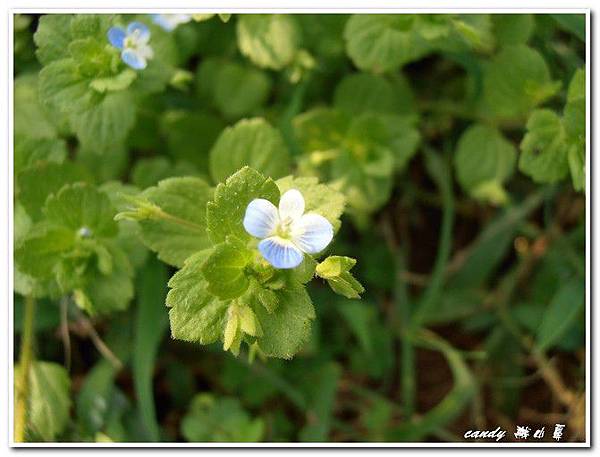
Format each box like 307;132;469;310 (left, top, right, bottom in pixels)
126;21;151;43
121;49;147;70
278;189;305;222
151;14;176;31
259;237;304;269
107;26;126;49
243;198;279;239
292;213;333;254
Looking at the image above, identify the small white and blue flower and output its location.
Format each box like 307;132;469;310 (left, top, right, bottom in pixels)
243;189;333;269
107;22;154;70
151;14;192;31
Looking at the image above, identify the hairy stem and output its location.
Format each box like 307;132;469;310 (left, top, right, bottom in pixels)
14;295;36;443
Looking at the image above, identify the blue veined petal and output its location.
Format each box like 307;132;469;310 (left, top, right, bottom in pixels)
151;14;176;31
292;213;333;254
278;189;305;222
107;26;126;49
259;237;304;269
121;49;147;70
126;21;151;43
243;199;279;239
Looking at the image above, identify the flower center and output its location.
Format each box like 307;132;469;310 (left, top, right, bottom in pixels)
275;217;294;240
124;34;141;50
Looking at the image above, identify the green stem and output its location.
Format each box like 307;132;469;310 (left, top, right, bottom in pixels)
411;149;455;327
394;248;416;419
15;295;35;443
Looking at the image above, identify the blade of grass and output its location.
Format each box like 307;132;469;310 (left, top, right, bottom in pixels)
411;147;455;328
133;258;169;441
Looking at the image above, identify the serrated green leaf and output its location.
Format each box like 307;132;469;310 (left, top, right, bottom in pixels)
236;14;299;70
483;45;560;119
316;256;364;299
15;361;71;441
207;167;280;244
137;177;213;267
254;283;316;359
39;58;101;115
181;394;264;442
17;161;90;221
519;109;570;183
15;224;75;279
201;237;253;300
454;124;516;205
344;15;432;73
166;250;229;344
34;15;73;65
76;243;134;315
44;183;118;238
209;118;291;184
70;91;136;154
14;137;67;177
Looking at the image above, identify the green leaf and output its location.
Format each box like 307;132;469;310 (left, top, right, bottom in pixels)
236;14;299;70
536;278;585;351
483;45;560;119
133;258;169;441
14;74;60;140
160;110;225;172
16;361;71;441
454;124;516;205
34;14;73;64
76;244;134;315
181;394;265;442
197;59;272;119
551;14;586;41
492;14;534;46
207;167;280;244
14;137;67;178
316;256;364;299
254;283;315;359
563;68;585;191
69;91;137;154
298;362;341;441
39;58;101;115
89;69;137;93
276;176;345;233
201;237;254;300
131;157;201;189
209;118;291;184
136;177;213;267
166;250;229;344
17;159;90;221
519;109;570;183
44;183;118;238
333;72;416;116
344;15;432;73
15;225;75;279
